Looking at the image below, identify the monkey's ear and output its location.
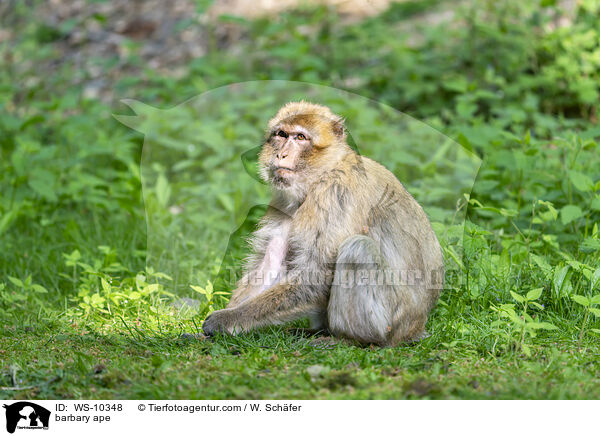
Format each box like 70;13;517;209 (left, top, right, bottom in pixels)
332;118;346;138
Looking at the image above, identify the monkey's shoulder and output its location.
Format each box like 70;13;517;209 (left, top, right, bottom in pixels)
310;154;375;188
304;155;408;208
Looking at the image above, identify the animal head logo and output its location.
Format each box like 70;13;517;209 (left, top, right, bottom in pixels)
3;402;50;433
114;81;480;294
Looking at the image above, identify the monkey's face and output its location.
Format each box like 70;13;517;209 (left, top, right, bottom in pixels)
260;123;315;190
259;104;348;199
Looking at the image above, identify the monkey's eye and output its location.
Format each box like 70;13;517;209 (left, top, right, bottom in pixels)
296;133;306;140
276;130;288;138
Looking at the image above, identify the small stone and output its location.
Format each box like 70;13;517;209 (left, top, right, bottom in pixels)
306;364;328;379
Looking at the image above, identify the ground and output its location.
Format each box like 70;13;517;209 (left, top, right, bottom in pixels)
1;0;599;400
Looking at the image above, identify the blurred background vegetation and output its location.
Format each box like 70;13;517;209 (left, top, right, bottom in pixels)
1;0;600;399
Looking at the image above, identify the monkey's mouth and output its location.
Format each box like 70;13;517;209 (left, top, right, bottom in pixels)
274;167;296;177
270;166;297;187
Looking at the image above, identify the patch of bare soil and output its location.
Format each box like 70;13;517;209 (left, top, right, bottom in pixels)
3;0;475;102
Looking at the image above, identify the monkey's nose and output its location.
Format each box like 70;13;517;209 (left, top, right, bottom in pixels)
276;151;288;159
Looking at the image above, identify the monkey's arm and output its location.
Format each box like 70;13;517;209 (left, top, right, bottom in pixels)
225;276;258;309
225;238;288;309
203;280;327;335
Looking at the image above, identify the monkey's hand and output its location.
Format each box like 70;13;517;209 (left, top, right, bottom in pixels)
202;309;239;336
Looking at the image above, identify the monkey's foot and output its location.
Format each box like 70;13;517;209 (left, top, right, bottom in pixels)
179;333;207;342
407;330;431;344
202;309;240;336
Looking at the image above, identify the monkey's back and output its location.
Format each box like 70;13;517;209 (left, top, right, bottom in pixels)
301;152;446;344
339;154;444;307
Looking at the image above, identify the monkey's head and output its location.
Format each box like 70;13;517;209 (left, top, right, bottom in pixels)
259;102;348;197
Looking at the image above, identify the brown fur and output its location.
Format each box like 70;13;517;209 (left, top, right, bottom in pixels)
202;102;444;346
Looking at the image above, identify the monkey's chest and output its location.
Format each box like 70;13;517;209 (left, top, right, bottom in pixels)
258;221;291;290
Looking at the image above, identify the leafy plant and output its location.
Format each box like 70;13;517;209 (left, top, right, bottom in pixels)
1;275;48;313
190;280;229;316
571;268;600;348
493;288;557;356
1;0;600;400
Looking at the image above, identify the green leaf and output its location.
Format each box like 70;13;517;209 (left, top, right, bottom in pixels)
0;207;20;237
31;284;48;294
8;276;24;288
191;285;207;295
536;200;558;221
457;133;473;152
144;283;160;294
530;301;544;310
443;77;469;93
469;199;517;217
537;322;558;330
569;171;594;192
150;271;173;281
591;268;600;291
580;238;600;253
510;291;525;303
553;265;570;298
530;254;552;276
90;294;105;307
526;288;543;301
63;249;82;266
28;169;58;202
589;308;600;317
560;205;584;225
101;278;111;293
572;295;590;307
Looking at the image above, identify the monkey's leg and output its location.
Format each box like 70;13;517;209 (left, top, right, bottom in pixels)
328;235;425;346
202;281;327;336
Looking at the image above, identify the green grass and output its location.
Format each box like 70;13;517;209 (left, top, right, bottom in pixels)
3;311;600;399
1;0;600;399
